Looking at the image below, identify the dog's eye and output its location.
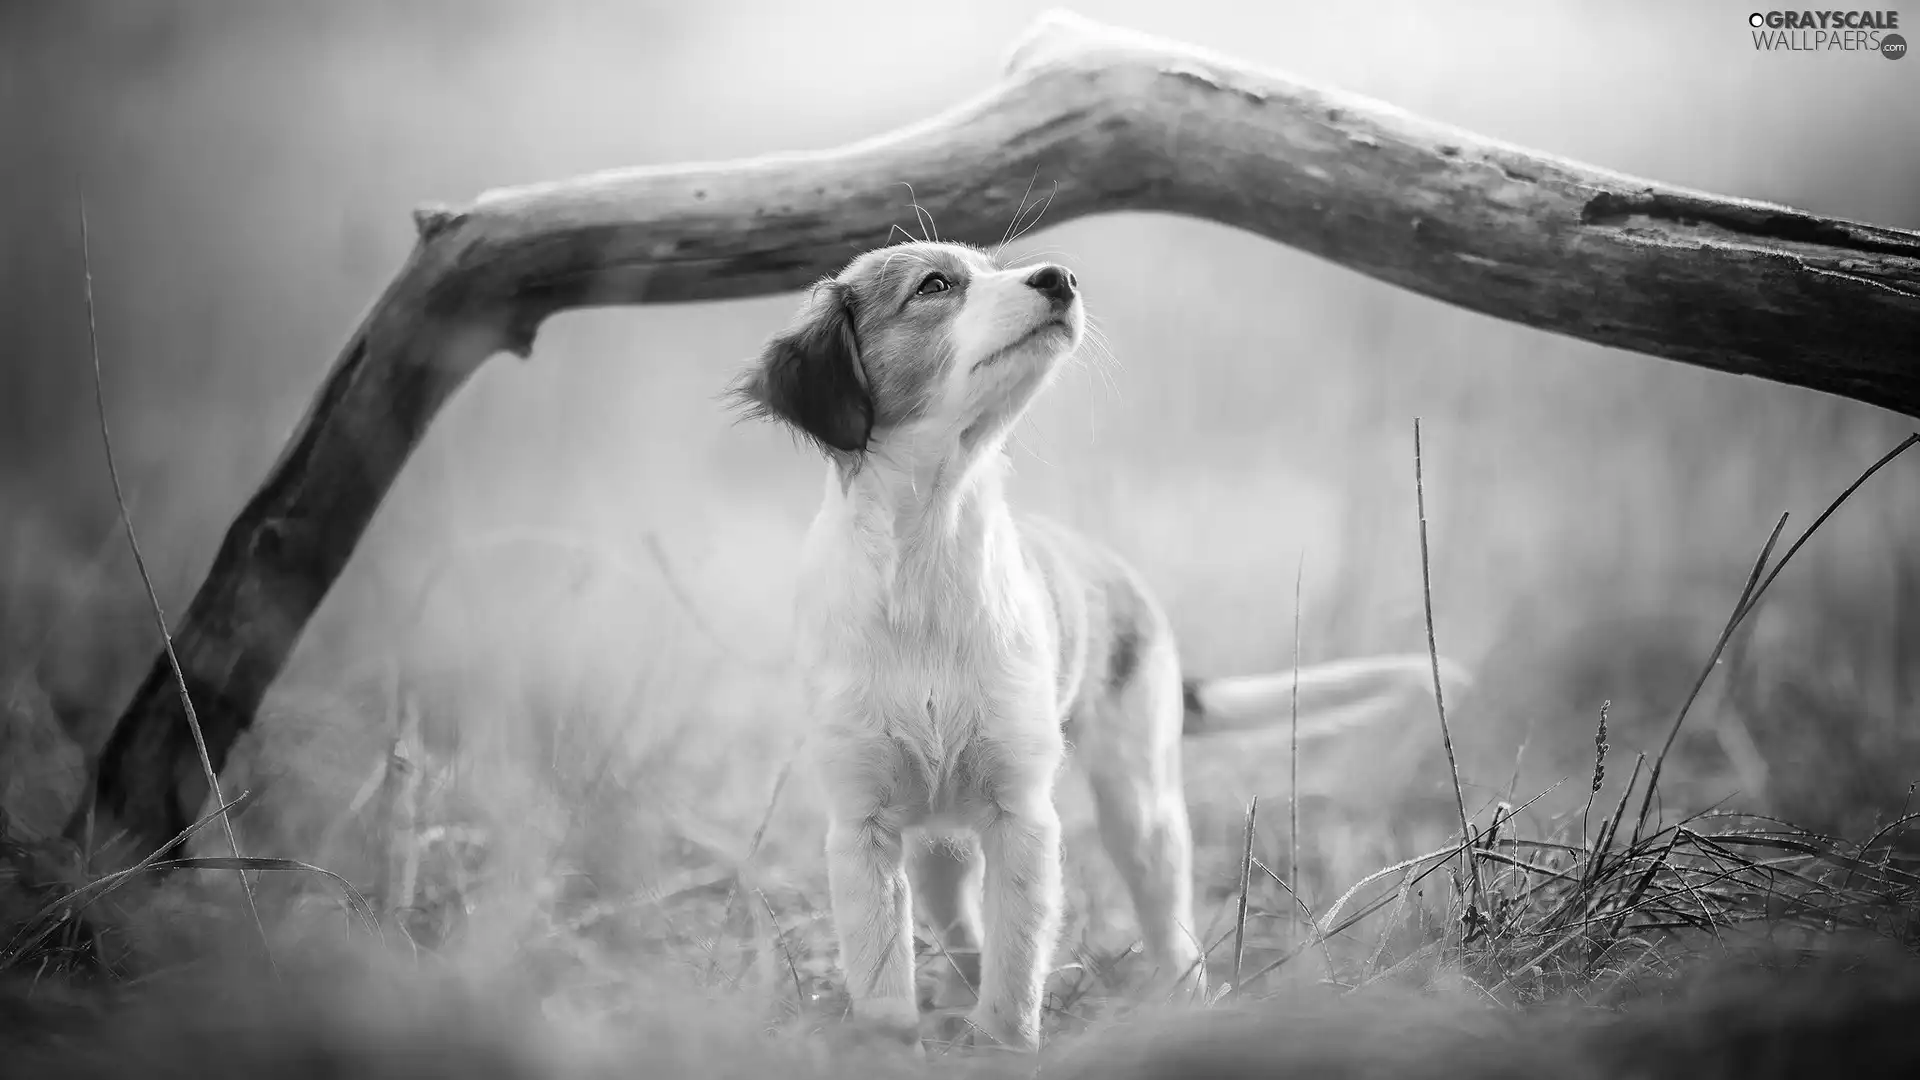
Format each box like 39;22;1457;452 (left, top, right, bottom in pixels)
914;272;952;297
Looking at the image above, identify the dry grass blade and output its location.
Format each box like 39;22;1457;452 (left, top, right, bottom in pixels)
0;790;250;968
1232;843;1467;996
1582;755;1645;898
1231;796;1257;988
755;888;806;1015
1289;551;1304;908
78;197;275;975
382;690;424;916
715;745;801;983
1637;433;1918;842
1736;433;1920;626
147;857;383;938
1477;792;1920;1004
1634;514;1786;844
1175;921;1210;1005
929;936;980;1004
1311;784;1566;953
1601;828;1685;951
1412;418;1478;909
1581;701;1610;846
1250;855;1338;981
1844;811;1920;889
1693;828;1920;894
1169;922;1242;992
1491;927;1589;996
1362;864;1420;980
1474;848;1581;887
1320;843;1464;940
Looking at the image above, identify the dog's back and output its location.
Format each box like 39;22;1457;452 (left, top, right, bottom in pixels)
1015;514;1178;729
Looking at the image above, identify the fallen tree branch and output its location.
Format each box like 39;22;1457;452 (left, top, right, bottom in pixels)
78;9;1920;855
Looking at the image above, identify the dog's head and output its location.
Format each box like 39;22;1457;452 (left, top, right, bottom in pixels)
731;240;1084;460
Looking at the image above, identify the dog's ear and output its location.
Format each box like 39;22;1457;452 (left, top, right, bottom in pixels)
729;280;872;454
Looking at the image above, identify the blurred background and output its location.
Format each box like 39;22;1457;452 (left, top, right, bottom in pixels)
2;0;1918;964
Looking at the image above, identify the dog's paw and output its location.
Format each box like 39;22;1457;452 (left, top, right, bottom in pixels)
842;997;924;1057
958;1005;1040;1054
924;1008;974;1050
1136;947;1209;1005
930;1016;1025;1058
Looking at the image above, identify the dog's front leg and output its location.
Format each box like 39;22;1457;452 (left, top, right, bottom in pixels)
970;791;1063;1051
826;812;919;1046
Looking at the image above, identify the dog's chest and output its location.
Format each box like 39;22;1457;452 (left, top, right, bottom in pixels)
802;525;1024;701
795;509;1057;808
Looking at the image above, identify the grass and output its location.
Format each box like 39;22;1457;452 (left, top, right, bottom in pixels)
2;222;1919;1073
5;678;1920;1077
4;431;1918;1074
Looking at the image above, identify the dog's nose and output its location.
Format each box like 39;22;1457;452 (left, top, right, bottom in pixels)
1025;264;1077;305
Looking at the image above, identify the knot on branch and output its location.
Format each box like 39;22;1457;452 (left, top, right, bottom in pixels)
411;203;468;242
501;310;541;360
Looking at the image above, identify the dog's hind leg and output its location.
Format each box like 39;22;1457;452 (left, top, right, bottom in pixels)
1085;747;1202;995
1081;638;1204;996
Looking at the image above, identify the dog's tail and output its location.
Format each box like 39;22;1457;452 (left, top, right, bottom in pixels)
1181;653;1473;740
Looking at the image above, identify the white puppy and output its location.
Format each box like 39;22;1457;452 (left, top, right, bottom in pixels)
732;240;1467;1051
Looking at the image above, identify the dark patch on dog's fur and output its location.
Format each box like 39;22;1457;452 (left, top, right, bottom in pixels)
1107;625;1141;693
1099;573;1153;699
728;280;872;454
1181;678;1206;734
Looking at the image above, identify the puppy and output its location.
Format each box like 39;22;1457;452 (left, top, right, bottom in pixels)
732;240;1467;1050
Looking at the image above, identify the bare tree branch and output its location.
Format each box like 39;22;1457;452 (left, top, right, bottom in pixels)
78;9;1920;856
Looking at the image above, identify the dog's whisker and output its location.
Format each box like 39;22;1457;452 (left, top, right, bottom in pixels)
1083;344;1119;386
1004;181;1060;249
1010;427;1052;468
997;170;1042;256
898;181;939;243
1008;189;1055;246
1075;345;1121;398
1084;344;1117;375
1084;361;1099;443
1079;322;1118;369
